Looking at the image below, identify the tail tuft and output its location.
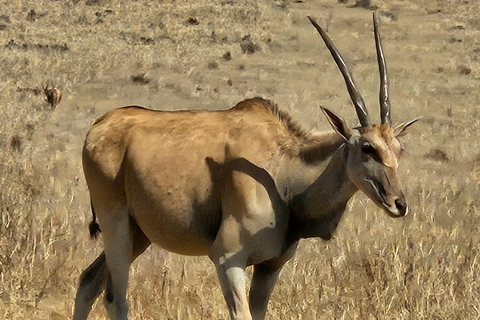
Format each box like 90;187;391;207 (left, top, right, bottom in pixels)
89;201;102;239
89;221;101;239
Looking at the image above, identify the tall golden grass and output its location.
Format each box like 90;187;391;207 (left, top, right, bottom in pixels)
1;0;479;319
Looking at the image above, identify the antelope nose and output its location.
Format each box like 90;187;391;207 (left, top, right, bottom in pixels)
394;198;408;216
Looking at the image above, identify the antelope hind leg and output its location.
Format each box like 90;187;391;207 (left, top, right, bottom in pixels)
73;252;107;320
73;218;151;320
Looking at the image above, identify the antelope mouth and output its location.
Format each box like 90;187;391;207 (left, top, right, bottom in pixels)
362;178;407;218
383;201;408;218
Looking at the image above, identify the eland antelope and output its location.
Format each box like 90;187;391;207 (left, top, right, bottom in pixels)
74;13;417;320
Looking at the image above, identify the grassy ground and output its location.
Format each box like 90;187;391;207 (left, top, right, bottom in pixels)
1;0;479;319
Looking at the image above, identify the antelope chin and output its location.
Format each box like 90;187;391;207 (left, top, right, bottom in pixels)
382;203;407;218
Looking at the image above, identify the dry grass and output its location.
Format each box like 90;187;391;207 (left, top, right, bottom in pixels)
1;0;480;319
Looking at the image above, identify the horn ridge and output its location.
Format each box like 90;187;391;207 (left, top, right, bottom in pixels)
374;12;391;125
308;16;371;128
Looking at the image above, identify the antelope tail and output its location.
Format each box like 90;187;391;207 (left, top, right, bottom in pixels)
88;201;102;239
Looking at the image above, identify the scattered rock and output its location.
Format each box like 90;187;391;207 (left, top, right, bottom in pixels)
25;123;35;140
16;86;42;95
426;9;442;15
160;36;174;43
0;14;9;30
186;17;199;25
5;39;69;52
86;0;102;6
226;79;233;86
27;9;36;22
378;10;398;22
131;74;150;84
352;0;374;9
273;0;288;9
457;65;471;75
222;51;232;61
95;9;114;21
0;15;10;23
140;37;155;45
207;61;218;69
425;149;449;162
240;35;260;54
446;107;453;117
10;135;22;152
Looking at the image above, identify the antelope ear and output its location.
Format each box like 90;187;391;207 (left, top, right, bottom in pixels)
394;119;419;137
321;107;351;141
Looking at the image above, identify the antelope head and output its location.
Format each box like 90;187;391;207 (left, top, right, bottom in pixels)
309;13;418;218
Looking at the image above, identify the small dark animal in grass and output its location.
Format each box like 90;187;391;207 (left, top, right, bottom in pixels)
44;85;61;108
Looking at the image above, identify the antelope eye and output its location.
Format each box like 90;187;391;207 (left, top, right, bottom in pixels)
361;142;376;155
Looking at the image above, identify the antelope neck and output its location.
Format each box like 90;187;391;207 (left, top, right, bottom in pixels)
288;145;358;242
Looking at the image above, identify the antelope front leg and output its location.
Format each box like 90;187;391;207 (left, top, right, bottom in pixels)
215;255;251;320
249;244;297;320
249;264;281;320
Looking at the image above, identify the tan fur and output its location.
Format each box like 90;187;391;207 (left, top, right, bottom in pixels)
361;124;401;168
81;98;310;256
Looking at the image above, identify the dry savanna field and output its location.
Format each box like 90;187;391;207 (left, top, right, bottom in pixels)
1;0;479;319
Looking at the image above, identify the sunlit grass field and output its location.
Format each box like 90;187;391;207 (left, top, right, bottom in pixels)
1;0;479;319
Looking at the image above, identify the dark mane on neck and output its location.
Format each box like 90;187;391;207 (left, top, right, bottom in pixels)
299;133;345;163
232;97;344;159
233;97;309;142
